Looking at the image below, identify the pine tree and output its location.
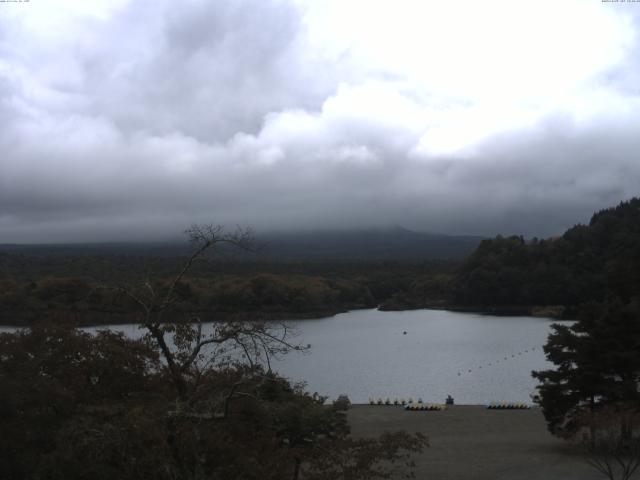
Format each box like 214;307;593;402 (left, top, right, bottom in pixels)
532;298;640;437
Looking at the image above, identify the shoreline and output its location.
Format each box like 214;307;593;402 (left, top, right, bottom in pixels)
381;303;571;319
0;304;571;328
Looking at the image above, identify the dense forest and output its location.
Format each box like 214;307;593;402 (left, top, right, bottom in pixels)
0;254;455;326
0;226;473;326
451;197;640;317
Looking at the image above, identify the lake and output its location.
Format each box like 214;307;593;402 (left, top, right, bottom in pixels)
1;308;564;404
273;308;561;404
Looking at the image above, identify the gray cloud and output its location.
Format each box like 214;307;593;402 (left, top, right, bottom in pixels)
0;0;639;243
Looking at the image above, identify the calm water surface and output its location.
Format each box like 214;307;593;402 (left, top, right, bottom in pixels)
275;309;562;404
2;309;565;404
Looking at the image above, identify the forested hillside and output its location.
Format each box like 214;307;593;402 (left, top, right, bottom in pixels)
452;198;640;315
0;256;454;326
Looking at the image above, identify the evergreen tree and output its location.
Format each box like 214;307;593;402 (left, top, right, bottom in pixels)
533;298;640;437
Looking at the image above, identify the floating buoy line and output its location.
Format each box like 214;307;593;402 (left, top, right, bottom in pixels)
455;345;540;378
365;345;542;409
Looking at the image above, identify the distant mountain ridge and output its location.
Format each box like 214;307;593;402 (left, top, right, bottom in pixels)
0;227;483;260
258;227;483;260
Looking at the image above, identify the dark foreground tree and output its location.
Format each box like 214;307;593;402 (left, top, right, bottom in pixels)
0;225;427;479
0;321;427;479
532;298;640;437
533;298;640;479
0;323;165;480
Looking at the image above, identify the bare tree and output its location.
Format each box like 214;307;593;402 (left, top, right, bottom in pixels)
116;224;306;400
579;407;640;480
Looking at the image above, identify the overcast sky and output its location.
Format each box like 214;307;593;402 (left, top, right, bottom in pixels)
1;0;639;242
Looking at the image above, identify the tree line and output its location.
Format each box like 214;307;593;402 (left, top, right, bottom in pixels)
0;256;454;326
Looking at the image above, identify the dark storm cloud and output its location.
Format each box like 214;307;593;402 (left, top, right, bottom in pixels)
0;0;639;242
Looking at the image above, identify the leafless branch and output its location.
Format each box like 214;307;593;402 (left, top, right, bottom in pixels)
110;224;304;400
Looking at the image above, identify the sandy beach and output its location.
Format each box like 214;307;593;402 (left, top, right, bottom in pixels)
348;405;604;480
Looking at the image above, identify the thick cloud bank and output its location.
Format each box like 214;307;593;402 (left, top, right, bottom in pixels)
1;0;639;242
